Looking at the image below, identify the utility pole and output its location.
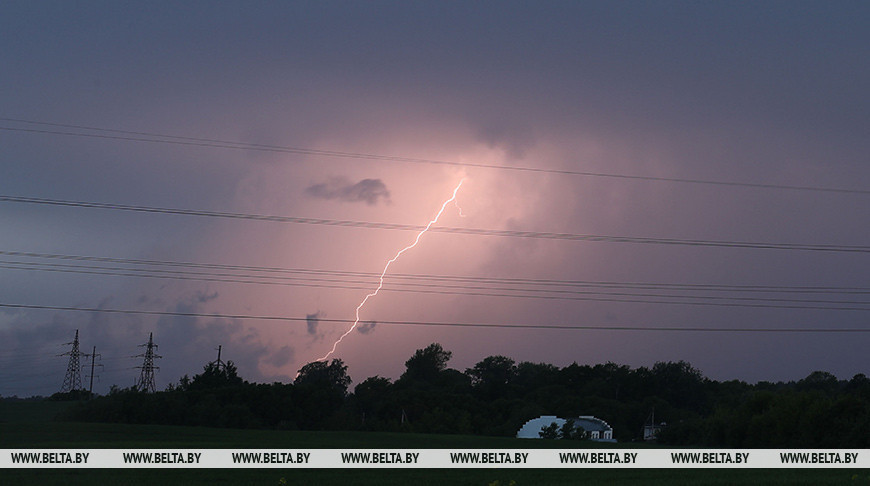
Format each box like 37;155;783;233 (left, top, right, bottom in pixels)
59;329;91;393
88;345;102;398
134;332;161;393
212;345;226;371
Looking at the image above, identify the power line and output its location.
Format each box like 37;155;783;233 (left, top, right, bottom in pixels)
5;258;869;300
2;302;869;333
2;195;869;253
2;260;870;312
3;249;869;312
3;250;868;294
1;117;868;195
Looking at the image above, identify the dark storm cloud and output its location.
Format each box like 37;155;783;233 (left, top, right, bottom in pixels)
356;321;376;335
0;313;81;397
154;291;220;333
476;119;536;160
306;312;322;337
149;291;274;384
265;345;295;368
305;177;391;206
195;291;219;303
1;1;868;392
0;313;76;359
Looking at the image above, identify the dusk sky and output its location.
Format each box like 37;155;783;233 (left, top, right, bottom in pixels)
2;2;868;397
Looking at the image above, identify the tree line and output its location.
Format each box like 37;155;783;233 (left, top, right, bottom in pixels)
58;343;870;447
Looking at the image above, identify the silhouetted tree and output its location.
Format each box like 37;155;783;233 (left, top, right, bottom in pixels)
539;421;559;439
797;371;839;394
558;418;590;440
514;361;559;394
353;376;398;429
187;361;244;391
650;360;708;411
295;359;351;393
294;359;351;429
467;355;517;398
399;343;452;385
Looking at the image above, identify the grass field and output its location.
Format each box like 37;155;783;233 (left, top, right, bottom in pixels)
2;399;868;485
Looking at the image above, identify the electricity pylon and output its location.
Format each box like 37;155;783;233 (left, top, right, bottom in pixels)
59;329;90;393
134;332;161;393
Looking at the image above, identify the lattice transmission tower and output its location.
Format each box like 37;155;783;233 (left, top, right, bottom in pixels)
59;329;91;393
134;332;161;393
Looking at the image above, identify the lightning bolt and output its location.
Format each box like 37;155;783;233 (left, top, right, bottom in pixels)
316;178;465;362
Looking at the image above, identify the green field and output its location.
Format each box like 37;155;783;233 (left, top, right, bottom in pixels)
1;400;867;485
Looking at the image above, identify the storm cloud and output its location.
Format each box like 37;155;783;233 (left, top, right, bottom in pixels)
356;321;377;335
306;312;322;337
265;345;295;368
305;177;391;206
1;3;868;396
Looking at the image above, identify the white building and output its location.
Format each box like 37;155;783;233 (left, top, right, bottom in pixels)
516;415;615;442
